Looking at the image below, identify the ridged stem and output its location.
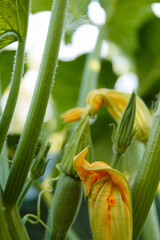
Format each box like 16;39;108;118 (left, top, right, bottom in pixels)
0;193;11;240
3;0;68;207
132;103;160;240
4;206;29;240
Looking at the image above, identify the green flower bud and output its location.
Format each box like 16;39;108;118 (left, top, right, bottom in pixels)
113;91;136;155
60;113;93;177
30;142;51;181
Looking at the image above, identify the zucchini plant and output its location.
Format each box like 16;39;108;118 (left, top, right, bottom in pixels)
0;0;159;239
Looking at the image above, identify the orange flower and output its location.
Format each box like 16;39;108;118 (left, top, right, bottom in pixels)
61;88;152;142
74;148;133;240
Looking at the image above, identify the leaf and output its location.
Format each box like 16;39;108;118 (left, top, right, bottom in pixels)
52;54;117;114
136;17;160;104
0;50;15;95
0;0;29;50
90;107;114;163
31;0;52;13
52;55;85;114
99;59;117;89
64;0;91;44
100;0;155;57
0;50;27;96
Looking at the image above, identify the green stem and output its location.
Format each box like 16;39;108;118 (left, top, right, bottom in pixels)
0;0;30;154
32;180;52;208
110;153;120;169
3;0;68;207
4;205;29;240
132;103;160;240
0;193;11;240
0;39;25;154
17;179;33;208
77;27;103;107
142;201;160;240
66;228;81;240
0;142;9;189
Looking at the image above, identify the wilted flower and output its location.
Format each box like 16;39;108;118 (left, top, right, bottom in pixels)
74;147;132;240
62;88;152;142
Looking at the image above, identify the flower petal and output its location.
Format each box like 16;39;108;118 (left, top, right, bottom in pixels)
61;107;87;122
74;148;133;240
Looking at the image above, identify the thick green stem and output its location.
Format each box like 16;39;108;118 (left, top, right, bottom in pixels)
132;103;160;240
77;28;103;107
142;201;160;240
17;179;33;208
0;193;11;240
4;206;29;240
3;0;68;207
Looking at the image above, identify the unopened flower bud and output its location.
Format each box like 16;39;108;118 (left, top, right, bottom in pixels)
113;91;136;155
60;113;93;176
30;142;51;181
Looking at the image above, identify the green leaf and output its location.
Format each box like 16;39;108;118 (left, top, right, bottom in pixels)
31;0;52;13
136;17;160;103
0;50;15;95
0;0;30;50
99;59;117;88
100;0;155;57
52;54;117;114
64;0;91;44
90;107;114;163
52;55;85;114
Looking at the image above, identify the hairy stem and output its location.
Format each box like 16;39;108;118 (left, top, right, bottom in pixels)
0;40;25;153
3;0;68;207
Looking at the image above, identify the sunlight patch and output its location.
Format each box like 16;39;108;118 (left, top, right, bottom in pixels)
115;73;139;93
151;3;160;18
88;1;106;25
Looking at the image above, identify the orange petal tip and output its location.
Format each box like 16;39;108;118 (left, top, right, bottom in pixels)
61;107;87;123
